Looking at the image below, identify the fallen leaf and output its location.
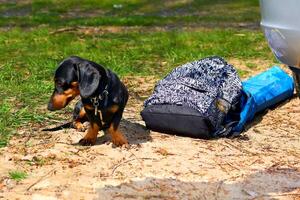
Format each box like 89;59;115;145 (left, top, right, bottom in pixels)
155;148;174;156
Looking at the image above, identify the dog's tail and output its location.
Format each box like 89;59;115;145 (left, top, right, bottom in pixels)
42;122;73;131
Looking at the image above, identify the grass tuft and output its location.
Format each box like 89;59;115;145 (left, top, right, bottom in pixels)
8;171;28;181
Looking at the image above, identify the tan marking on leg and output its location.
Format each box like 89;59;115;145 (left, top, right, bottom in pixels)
107;105;119;113
84;104;94;110
106;122;128;147
79;123;99;146
79;107;86;118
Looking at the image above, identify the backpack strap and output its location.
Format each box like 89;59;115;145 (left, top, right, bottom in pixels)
212;121;239;137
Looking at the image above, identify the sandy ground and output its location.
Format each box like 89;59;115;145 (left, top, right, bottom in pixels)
0;76;300;200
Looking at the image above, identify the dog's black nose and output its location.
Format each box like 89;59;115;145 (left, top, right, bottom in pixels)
47;102;55;111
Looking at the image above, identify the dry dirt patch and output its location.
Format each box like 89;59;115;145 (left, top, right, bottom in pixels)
0;75;300;200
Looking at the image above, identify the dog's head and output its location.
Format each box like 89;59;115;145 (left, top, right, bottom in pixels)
47;56;102;111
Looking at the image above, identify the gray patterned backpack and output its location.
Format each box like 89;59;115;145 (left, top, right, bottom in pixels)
141;56;242;138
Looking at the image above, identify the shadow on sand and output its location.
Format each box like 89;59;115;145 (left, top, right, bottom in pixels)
89;119;151;146
97;166;300;199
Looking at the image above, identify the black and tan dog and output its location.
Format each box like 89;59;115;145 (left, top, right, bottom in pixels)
47;56;129;146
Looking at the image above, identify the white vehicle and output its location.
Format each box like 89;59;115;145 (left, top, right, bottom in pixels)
260;0;300;95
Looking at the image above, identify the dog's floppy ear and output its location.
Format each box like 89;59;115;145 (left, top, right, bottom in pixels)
78;63;100;98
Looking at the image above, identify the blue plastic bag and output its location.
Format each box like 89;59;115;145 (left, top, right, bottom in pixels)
232;66;294;134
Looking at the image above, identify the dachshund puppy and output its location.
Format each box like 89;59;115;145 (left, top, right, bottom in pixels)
47;56;129;146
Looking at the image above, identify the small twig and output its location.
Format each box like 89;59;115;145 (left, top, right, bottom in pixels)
224;161;240;171
113;193;169;199
214;159;230;175
50;27;80;35
24;133;32;147
129;150;144;167
229;174;245;181
46;119;66;123
224;140;257;156
26;141;52;147
248;159;260;166
55;141;72;145
111;158;154;176
111;158;138;176
26;168;56;191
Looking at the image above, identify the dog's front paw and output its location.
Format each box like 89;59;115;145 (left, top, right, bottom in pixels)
73;121;87;132
112;134;128;147
77;126;87;132
76;125;86;132
79;137;96;146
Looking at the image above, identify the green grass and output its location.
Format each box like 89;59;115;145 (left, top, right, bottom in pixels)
0;0;260;27
8;170;28;181
0;0;275;147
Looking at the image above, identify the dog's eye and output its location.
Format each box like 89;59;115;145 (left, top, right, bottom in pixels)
56;81;64;87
